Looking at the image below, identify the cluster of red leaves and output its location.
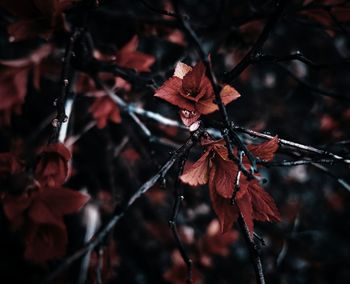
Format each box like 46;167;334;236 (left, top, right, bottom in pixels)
181;137;281;235
76;35;155;128
0;0;72;42
155;61;240;127
0;143;89;263
0;44;51;125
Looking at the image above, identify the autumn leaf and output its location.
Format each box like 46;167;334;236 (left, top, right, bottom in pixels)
181;137;280;234
155;61;240;127
180;150;211;186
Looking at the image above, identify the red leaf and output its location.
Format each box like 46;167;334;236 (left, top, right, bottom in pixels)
155;77;195;111
33;187;89;218
115;35;155;72
89;95;122;128
180;151;211;186
236;190;254;237
248;181;281;222
155;61;237;126
28;196;66;228
212;156;237;199
173;62;192;79
195;97;218;115
247;136;279;161
209;166;239;233
220;85;241;105
182;61;206;94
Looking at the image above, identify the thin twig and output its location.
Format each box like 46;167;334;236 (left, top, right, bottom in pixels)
49;30;81;143
232;159;265;284
253;52;350;69
168;150;192;284
223;0;287;84
261;158;336;167
232;124;350;164
277;64;350;102
95;247;103;284
138;0;179;18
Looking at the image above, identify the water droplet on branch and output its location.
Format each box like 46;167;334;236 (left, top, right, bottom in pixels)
52;119;59;128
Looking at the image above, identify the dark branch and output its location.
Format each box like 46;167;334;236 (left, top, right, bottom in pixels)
168;151;193;284
232;124;350;164
223;0;287;84
49;30;81;143
253;52;350;69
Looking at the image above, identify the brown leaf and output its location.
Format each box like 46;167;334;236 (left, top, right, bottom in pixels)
220;85;241;105
154;77;195;111
209;166;239;233
180;151;211;186
247;136;279;161
248;181;281;222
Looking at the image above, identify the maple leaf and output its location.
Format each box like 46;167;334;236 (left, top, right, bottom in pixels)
154;61;240;127
0;0;72;42
34;143;71;188
181;137;280;234
2;185;89;263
